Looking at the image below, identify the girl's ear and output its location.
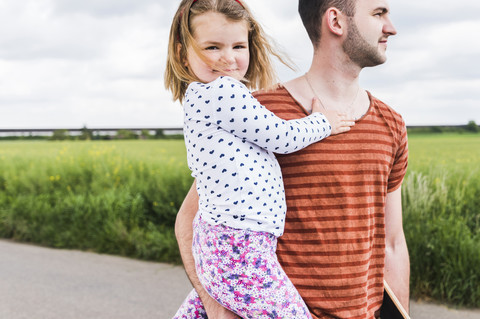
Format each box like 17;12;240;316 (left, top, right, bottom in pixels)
177;43;188;67
325;7;346;36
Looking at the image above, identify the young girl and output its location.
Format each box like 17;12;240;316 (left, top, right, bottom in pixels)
165;0;354;318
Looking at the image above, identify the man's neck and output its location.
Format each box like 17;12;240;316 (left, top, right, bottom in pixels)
308;49;362;101
283;51;369;118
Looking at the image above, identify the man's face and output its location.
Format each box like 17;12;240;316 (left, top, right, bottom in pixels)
342;0;397;68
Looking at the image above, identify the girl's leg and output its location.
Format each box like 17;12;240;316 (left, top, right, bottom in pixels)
172;289;208;319
192;214;312;319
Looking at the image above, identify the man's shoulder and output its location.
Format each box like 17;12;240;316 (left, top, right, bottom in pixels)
369;93;407;145
370;93;405;125
253;85;288;101
253;85;305;119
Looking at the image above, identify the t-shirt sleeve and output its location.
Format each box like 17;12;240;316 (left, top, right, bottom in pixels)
388;116;408;192
189;76;331;154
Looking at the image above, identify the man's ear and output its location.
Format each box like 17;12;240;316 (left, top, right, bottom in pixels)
325;8;346;37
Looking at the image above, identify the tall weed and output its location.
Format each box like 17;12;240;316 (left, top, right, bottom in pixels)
404;134;480;307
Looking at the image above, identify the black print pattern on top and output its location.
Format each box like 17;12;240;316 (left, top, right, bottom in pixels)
183;76;331;236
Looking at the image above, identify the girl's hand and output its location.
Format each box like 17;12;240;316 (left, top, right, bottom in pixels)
311;98;355;135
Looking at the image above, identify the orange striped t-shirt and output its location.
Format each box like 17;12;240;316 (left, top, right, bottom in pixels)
253;87;408;319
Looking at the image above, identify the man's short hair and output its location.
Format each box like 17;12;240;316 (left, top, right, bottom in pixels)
298;0;355;46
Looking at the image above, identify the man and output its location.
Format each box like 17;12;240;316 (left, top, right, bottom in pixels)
175;0;410;318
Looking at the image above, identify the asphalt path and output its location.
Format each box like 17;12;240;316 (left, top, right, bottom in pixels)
1;239;479;319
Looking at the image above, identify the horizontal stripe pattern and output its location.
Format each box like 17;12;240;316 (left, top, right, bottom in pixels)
254;88;408;319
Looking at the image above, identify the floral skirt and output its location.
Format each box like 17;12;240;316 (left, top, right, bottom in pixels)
172;213;311;319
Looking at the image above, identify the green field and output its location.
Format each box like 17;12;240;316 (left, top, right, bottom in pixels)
403;134;480;307
0;140;192;263
0;134;479;307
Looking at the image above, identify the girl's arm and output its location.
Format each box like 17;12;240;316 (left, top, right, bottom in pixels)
186;77;332;154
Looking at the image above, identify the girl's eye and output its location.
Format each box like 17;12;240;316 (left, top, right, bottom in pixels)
205;46;218;50
234;45;246;49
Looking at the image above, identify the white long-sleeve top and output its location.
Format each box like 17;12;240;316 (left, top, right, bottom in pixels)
183;76;331;236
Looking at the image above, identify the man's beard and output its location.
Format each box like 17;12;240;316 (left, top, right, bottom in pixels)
342;18;386;68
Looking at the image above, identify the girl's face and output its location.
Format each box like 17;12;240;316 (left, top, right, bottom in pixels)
186;12;249;83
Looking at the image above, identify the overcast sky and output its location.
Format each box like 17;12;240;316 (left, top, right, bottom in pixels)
1;0;479;129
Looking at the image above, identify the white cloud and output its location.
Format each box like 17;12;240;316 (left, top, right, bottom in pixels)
0;0;479;129
0;0;183;129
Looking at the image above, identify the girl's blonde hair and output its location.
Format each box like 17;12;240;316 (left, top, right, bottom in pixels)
164;0;292;103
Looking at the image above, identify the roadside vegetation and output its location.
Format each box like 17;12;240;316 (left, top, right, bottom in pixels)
0;140;191;263
0;133;479;307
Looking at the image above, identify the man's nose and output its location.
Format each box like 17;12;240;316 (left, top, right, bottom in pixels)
384;16;397;36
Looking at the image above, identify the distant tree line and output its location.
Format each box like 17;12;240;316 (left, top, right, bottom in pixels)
49;128;183;141
1;121;478;141
407;120;479;134
0;128;184;141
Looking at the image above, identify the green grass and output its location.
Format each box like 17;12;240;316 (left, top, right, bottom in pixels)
0;134;479;307
407;133;480;172
0;140;192;263
403;134;480;307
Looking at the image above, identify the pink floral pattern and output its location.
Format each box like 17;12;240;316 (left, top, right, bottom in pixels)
173;214;311;319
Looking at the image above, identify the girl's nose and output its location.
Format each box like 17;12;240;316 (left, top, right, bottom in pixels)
222;49;235;64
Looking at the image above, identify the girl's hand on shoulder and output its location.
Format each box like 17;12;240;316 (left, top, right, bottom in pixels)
311;97;355;135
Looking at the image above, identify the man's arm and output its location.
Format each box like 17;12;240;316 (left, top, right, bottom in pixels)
384;186;410;313
175;181;238;319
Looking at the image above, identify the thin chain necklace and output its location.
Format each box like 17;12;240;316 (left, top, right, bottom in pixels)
304;72;360;119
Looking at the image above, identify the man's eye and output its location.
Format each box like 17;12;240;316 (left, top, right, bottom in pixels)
374;9;387;17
